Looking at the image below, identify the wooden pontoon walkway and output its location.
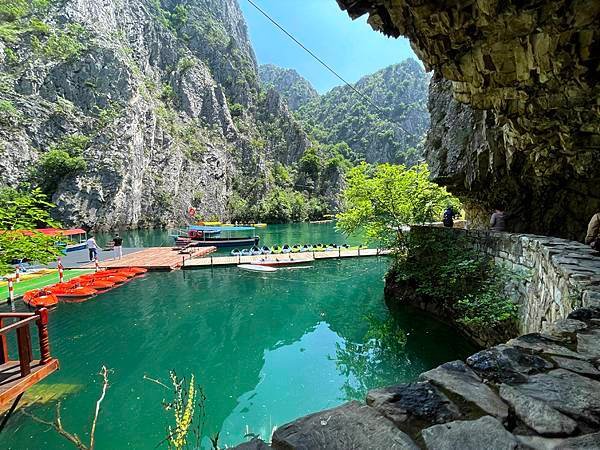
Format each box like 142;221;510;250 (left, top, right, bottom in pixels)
81;246;216;271
183;248;390;268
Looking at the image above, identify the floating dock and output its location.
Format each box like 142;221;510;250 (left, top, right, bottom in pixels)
80;246;216;271
183;248;389;268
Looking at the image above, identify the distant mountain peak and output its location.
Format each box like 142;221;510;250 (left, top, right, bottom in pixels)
258;64;319;110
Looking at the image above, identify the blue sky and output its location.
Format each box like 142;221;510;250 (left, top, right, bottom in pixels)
239;0;418;94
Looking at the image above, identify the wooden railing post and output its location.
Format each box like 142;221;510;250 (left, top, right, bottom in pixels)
36;308;51;364
16;326;32;377
0;318;7;364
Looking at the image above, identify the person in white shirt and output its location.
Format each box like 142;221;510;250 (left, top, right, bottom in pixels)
86;235;98;261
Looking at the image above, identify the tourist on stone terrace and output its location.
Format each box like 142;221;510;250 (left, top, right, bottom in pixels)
490;206;507;232
585;211;600;250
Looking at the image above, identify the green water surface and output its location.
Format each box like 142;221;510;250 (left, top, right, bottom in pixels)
1;224;476;449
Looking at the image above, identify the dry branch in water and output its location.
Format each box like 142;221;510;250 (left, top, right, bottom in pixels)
21;365;110;450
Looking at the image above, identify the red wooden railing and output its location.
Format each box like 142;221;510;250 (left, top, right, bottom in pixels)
0;308;52;377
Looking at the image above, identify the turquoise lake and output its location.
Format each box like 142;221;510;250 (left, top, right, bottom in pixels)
1;223;476;449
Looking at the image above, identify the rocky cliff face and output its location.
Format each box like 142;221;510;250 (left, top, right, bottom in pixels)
0;0;308;229
338;0;600;239
259;64;319;110
296;59;430;164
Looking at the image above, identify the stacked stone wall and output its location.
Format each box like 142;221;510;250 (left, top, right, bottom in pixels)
419;227;600;334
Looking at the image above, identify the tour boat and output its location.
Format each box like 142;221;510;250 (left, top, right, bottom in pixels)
237;264;277;273
174;225;259;248
23;289;59;308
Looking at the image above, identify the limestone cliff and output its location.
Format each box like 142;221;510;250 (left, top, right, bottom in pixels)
338;0;600;240
258;64;319;111
0;0;309;229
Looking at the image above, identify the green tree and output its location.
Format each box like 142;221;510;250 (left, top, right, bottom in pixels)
336;163;459;247
0;188;62;273
32;148;87;195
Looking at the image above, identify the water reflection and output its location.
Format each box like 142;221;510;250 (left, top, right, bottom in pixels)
334;315;409;400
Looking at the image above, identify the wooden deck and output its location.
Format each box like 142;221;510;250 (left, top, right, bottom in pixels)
81;246;217;271
0;359;59;408
1;309;57;409
183;248;390;268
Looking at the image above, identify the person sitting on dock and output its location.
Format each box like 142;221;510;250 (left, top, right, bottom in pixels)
86;235;98;261
113;233;123;260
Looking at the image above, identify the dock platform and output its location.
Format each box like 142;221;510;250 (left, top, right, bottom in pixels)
80;246;216;271
183;248;389;268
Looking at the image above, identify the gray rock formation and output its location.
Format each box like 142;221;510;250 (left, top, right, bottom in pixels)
258;64;319;110
337;0;600;240
0;0;309;229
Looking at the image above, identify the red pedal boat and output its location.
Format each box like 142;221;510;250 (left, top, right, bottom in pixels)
23;289;59;308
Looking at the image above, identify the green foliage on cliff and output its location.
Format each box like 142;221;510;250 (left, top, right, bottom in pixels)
0;187;62;273
31;135;89;195
295;59;429;165
391;231;519;331
337;163;459;247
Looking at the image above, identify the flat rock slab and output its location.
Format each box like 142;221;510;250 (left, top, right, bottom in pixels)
514;369;600;425
550;356;600;378
516;432;600;450
508;333;583;359
420;360;508;420
466;344;552;384
366;381;461;431
421;416;519;450
577;329;600;357
499;384;577;436
271;401;418;450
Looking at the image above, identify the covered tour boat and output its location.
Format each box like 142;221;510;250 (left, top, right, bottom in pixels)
174;225;259;248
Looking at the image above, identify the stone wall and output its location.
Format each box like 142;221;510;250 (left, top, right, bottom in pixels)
421;227;600;335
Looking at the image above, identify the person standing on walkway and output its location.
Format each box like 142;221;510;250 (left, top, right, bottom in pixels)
490;207;507;232
585;212;600;250
113;233;123;260
86;235;98;261
443;206;456;228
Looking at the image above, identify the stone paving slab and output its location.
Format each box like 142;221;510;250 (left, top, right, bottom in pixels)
271;401;418;450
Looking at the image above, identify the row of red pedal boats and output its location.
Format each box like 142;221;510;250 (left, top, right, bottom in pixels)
23;267;148;308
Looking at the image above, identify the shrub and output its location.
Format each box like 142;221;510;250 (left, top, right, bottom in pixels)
0;99;21;126
0;0;29;22
43;23;87;61
177;56;195;72
391;230;520;330
229;103;244;117
32;148;87;194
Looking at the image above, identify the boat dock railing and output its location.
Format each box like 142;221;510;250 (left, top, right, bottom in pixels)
0;309;59;410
